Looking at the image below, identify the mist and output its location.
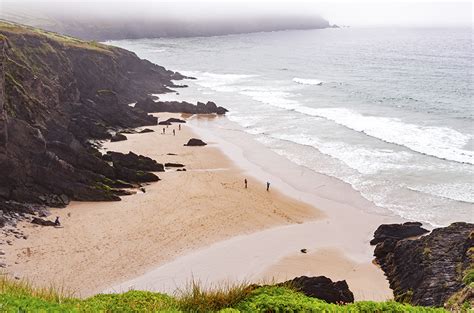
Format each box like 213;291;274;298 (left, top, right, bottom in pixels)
0;0;471;40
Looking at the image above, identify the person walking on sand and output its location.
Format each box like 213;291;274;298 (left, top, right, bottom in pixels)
244;178;248;189
54;216;61;227
173;129;176;136
266;181;270;191
179;124;181;131
162;128;166;134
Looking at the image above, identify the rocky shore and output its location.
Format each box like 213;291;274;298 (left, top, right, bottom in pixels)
372;222;474;309
0;22;224;234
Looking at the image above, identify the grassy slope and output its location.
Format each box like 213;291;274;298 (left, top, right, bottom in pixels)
0;277;449;312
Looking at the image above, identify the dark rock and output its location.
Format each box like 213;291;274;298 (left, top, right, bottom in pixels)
114;164;160;183
0;22;177;217
167;153;177;156
31;217;56;227
370;222;429;245
165;163;185;168
158;121;172;125
176;168;187;172
111;133;127;142
164;118;186;124
106;151;164;172
139;128;154;133
184;138;207;146
373;222;474;307
280;276;354;304
135;97;228;115
300;248;307;253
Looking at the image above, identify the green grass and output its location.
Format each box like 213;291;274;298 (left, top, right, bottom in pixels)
0;19;113;54
0;275;451;312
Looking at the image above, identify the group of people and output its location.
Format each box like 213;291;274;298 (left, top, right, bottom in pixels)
244;178;270;191
162;124;182;135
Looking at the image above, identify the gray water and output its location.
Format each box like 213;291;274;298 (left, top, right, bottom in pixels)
108;27;473;226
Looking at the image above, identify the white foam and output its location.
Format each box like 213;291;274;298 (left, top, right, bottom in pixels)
239;90;301;110
408;183;474;203
295;107;473;165
293;77;323;85
272;133;413;175
183;71;256;92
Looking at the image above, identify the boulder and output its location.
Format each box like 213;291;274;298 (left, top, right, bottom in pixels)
106;151;164;172
165;163;185;168
163;118;186;124
373;222;474;307
111;133;127;142
280;276;354;304
139;128;154;133
31;217;56;227
370;221;429;245
158;121;172;125
184;138;207;146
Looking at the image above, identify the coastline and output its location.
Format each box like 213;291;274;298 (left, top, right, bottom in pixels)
4;112;394;301
3;113;320;297
107;114;396;301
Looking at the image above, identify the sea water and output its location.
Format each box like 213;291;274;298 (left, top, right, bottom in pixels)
108;27;473;226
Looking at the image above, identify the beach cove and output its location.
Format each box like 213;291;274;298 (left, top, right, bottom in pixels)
4;113;393;301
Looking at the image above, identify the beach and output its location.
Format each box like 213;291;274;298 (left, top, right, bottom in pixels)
3;113;393;300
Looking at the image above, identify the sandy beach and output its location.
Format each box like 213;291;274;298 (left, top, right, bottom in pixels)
3;113;394;300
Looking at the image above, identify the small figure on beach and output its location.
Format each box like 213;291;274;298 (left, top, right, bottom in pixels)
162;128;166;134
244;178;248;189
54;216;61;227
266;181;270;191
178;124;181;131
173;129;176;136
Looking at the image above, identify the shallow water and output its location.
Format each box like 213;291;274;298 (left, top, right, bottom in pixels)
108;27;473;226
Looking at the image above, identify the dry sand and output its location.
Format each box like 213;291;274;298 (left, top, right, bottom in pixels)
3;113;323;297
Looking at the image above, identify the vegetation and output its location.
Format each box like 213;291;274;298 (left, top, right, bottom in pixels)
0;276;450;312
0;20;113;54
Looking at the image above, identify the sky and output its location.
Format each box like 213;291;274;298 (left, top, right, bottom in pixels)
1;0;472;27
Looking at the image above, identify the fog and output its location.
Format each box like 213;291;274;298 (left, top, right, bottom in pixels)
0;0;471;40
2;0;471;26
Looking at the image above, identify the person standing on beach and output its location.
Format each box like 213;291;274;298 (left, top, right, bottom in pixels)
54;216;61;227
162;128;166;134
244;178;248;188
173;129;176;136
179;124;181;131
266;181;270;191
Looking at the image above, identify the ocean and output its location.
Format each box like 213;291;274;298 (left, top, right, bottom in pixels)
107;27;473;227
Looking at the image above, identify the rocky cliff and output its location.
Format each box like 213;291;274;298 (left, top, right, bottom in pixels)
372;222;474;308
0;21;182;223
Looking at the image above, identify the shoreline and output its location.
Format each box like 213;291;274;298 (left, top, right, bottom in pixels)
107;114;395;300
3;113;395;301
3;113;321;297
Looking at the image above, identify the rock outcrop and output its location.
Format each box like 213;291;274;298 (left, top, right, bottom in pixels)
370;222;429;245
280;276;354;304
0;21;180;224
372;222;474;307
184;138;207;146
135;97;228;115
111;133;127;142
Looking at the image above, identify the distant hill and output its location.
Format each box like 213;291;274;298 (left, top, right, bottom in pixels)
0;4;331;41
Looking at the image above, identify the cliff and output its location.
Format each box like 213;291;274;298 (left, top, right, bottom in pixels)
0;21;182;220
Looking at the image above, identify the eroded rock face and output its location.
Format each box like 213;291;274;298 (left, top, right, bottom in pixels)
373;222;474;307
0;22;178;224
280;276;354;304
184;138;207;146
135;97;228;115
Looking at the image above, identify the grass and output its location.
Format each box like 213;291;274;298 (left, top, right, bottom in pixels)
0;19;113;54
0;275;452;312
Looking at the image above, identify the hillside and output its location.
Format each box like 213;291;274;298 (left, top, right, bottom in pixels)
0;21;182;222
